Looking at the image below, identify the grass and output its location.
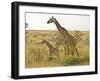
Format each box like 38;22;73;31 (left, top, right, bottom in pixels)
25;30;89;68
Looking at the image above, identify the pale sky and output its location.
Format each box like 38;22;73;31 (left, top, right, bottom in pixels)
26;12;90;31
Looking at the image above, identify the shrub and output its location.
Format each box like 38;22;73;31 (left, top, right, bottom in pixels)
62;55;81;66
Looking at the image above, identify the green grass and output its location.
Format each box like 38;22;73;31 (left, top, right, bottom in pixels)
25;30;89;68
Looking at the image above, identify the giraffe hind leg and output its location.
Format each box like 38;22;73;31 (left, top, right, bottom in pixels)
75;48;79;56
48;51;53;60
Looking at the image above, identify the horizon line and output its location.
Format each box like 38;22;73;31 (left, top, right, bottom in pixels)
25;29;89;31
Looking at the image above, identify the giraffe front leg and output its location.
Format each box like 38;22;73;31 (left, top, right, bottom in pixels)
71;48;74;56
48;51;53;60
71;48;76;56
67;47;70;56
63;45;67;56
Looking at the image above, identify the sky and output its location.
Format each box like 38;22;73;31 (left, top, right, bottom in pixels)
25;12;90;31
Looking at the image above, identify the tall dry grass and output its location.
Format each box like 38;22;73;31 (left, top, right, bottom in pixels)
25;30;89;68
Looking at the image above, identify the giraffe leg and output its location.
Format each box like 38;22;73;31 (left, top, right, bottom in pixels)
64;46;67;56
67;47;70;56
48;51;52;60
67;50;69;56
72;47;75;56
71;51;74;56
76;48;79;56
56;53;60;61
70;47;73;56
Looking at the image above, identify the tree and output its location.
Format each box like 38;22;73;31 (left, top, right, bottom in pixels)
25;23;28;28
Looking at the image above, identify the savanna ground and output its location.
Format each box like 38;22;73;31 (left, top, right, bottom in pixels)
25;30;89;68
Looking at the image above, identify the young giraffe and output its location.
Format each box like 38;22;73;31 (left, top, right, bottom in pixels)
41;39;59;57
47;16;79;56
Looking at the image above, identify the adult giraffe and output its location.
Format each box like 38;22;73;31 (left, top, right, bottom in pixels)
47;16;79;56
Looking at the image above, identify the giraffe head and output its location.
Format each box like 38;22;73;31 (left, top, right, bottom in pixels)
41;39;46;44
47;16;55;24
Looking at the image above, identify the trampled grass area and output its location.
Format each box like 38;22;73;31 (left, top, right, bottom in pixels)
25;30;89;68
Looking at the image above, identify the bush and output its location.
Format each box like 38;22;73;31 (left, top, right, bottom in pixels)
62;55;81;66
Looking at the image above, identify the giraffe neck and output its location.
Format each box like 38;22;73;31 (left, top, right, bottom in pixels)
44;41;54;49
54;18;70;37
54;18;62;28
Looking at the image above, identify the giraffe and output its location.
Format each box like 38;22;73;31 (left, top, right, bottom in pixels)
41;39;59;57
47;16;79;56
